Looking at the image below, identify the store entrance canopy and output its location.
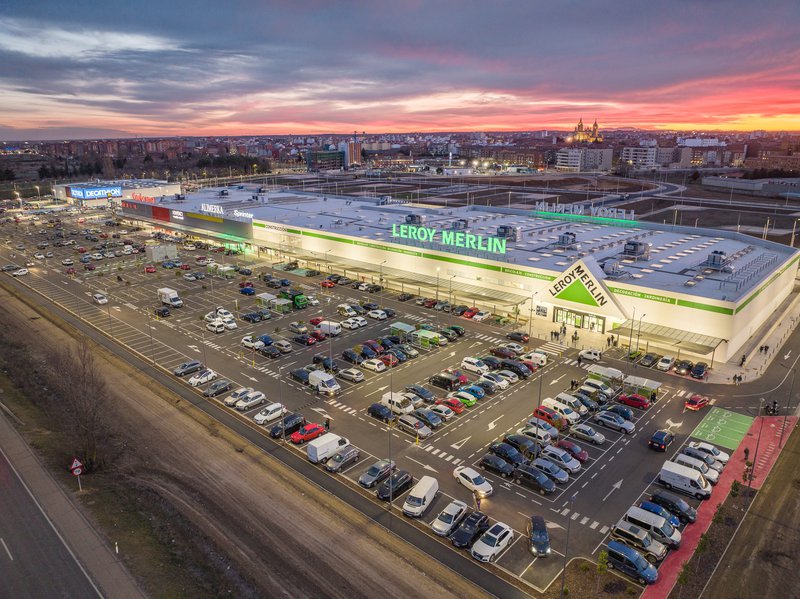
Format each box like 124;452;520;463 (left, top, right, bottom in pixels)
610;320;725;357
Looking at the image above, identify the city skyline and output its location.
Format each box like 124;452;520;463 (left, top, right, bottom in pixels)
1;1;799;140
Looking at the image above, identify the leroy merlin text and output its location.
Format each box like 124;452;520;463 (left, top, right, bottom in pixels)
391;224;506;254
550;264;608;306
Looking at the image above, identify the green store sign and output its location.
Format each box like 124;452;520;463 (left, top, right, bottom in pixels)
391;224;507;255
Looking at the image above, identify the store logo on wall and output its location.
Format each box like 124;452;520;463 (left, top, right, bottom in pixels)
549;261;610;307
201;203;224;216
172;210;184;221
71;186;123;199
391;223;506;254
232;209;254;219
132;192;157;203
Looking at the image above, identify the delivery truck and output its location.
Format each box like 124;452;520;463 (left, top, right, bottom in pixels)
307;433;350;464
157;287;183;308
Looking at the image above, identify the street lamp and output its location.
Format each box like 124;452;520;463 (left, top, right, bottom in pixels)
627;307;636;359
747;398;765;496
380;260;387;287
528;291;539;337
560;493;578;598
635;313;646;353
435;268;440;301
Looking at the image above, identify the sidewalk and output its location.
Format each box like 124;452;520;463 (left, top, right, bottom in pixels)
0;412;145;599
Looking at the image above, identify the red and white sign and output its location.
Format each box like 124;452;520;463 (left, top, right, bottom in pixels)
69;457;83;475
72;467;83;476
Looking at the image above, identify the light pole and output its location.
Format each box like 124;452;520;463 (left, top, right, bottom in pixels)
635;313;646;353
560;493;577;598
627;307;636;359
528;291;539;337
435;268;440;301
747;398;765;496
380;260;387;288
781;368;795;449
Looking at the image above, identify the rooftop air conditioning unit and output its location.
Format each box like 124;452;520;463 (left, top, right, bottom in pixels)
405;214;426;225
622;240;651;260
452;219;468;230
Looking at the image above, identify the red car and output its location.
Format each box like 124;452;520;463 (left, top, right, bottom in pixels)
557;439;589;463
195;255;207;262
144;264;156;273
65;267;76;275
77;246;87;253
437;397;465;414
521;360;539;373
490;347;516;359
380;354;399;368
99;232;108;239
533;406;567;430
179;263;192;270
320;280;335;288
423;298;438;308
444;368;469;384
309;317;325;326
462;307;479;319
211;247;226;253
310;330;327;341
239;281;254;288
290;423;325;444
617;394;651;409
84;263;96;271
684;394;709;411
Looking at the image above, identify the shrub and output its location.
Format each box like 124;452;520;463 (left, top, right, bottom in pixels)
731;479;741;497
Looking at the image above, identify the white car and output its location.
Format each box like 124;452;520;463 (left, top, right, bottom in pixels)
11;268;29;276
656;356;675;371
430;404;454;421
224;387;254;407
183;273;197;281
479;372;509;389
471;522;513;562
362;358;387;372
188;368;217;387
357;282;370;291
454;466;493;497
204;311;220;323
353;316;369;327
341;318;359;329
472;311;492;322
338;368;364;383
367;309;387;320
91;252;104;260
306;295;320;306
206;320;225;334
495;370;519;384
503;342;525;355
34;252;45;260
220;316;238;330
570;423;606;445
61;258;74;266
689;441;730;464
92;293;108;305
579;349;602;362
254;402;286;424
235;390;266;411
215;307;233;319
241;335;265;350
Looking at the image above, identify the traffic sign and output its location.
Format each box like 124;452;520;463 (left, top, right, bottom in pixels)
72;467;83;476
69;457;83;472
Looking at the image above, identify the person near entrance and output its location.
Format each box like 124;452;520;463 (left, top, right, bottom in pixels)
577;355;583;367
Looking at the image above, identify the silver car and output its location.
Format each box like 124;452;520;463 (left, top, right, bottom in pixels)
431;500;468;536
358;459;396;488
531;458;569;484
324;445;361;473
593;411;635;434
540;446;581;474
224;386;254;407
338;368;364;383
396;414;432;439
571;423;606;445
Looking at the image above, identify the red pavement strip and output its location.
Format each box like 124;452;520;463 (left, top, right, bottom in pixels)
641;416;797;599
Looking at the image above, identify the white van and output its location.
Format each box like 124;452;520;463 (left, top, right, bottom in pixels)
318;320;342;336
541;398;580;424
659;460;711;499
403;476;439;517
306;433;350;464
308;371;342;396
623;505;682;549
672;454;719;485
522;351;548;367
381;392;414;415
461;357;489;375
556;392;588;416
518;425;553;446
337;303;356;317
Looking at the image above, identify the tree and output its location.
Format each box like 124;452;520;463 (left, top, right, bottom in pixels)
596;550;608;595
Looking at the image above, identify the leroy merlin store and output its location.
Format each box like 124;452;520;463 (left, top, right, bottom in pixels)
120;188;799;363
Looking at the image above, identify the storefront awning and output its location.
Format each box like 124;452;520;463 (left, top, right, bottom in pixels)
610;320;725;356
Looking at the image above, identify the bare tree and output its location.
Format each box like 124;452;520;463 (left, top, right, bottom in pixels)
46;337;111;470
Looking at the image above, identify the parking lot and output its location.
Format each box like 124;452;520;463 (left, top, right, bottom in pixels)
1;210;755;593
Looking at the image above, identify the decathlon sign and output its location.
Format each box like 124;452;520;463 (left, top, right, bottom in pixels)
391;224;506;254
71;186;123;199
200;203;224;216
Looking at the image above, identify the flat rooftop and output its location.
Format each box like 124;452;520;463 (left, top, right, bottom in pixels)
59;179;171;190
144;185;798;302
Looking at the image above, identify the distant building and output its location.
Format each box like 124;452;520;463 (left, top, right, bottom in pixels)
555;147;612;172
621;147;657;169
306;150;344;172
571;118;603;143
337;141;363;169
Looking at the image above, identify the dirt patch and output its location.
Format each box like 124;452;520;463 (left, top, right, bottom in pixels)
537;559;643;598
0;282;481;599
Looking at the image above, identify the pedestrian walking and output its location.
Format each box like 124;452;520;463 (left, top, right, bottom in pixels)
765;345;770;353
474;491;482;511
740;354;746;366
577;355;583;367
324;417;330;431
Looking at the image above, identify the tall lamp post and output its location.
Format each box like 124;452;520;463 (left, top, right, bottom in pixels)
747;398;765;496
560;493;578;598
435;268;440;301
781;367;795;449
380;260;387;287
627;307;636;359
635;313;646;353
528;291;539;337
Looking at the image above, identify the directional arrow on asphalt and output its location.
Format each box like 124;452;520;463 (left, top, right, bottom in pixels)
448;351;457;358
487;415;504;431
406;456;438;473
603;479;623;502
311;407;330;418
785;350;792;361
112;306;121;312
665;418;684;430
549;374;565;386
365;385;389;397
450;436;472;450
187;345;201;353
240;372;259;382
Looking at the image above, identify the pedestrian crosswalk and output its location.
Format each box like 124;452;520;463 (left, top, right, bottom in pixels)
535;341;569;356
556;506;608;534
326;400;359;416
422;443;463;465
562;358;590;370
474;333;507;345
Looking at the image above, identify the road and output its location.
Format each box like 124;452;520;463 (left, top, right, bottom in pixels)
0;448;101;599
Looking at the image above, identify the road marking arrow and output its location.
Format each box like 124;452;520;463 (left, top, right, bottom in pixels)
602;479;623;502
450;436;472;450
365;385;389;397
187;345;201;353
487;415;504;431
406;456;438;473
240;372;258;382
785;350;792;360
311;407;330;418
665;418;684;430
112;306;121;312
549;374;565;385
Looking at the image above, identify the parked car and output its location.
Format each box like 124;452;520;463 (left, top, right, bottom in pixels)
688;441;730;464
557;439;589;463
269;413;306;439
470;522;514;562
431;500;469;537
324;445;361;473
617;393;651;409
488;442;527;466
648;430;674;451
656;356;675;371
358;459;395;488
451;511;490;549
601;404;635;422
639;353;660;368
691;362;709;379
235;390;266;411
254;402;286;425
674;360;694;375
173;361;203;377
376;470;414;501
203;379;232;397
362;358;386;372
290;423;325;444
479;454;515;478
594;411;635;434
339;368;364;383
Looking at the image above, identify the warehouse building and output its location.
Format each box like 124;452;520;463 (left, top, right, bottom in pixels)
120;184;799;363
54;179;181;209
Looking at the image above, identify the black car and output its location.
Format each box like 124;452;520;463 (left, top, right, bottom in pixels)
397;293;414;302
240;312;262;323
378;337;396;349
507;331;530;343
342;349;364;365
367;284;382;293
574;392;600;411
239;268;252;276
267;279;282;289
451;305;468;316
202;379;232;397
173;361;202;377
349;304;366;315
447;324;465;336
361;302;379;311
499;359;532;379
639;353;659;368
437;329;457;342
338;277;354;286
648;430;675;452
475;380;497;395
312;355;339;372
256;309;272;321
503;434;540;458
259;346;281;359
376;470;414;501
360;346;377;359
450;511;490;548
413;408;442;429
674;360;694;375
479;454;515;478
691;362;708;379
367;403;394;423
327;274;342;282
488;442;527;466
649;490;697;523
382;308;396;318
388;348;407;362
293;334;315;346
480;356;503;370
385;335;402;344
154;307;171;318
527;515;551;557
269;413;306;438
290;369;311;384
514;464;556;495
602;404;634;422
405;385;436;403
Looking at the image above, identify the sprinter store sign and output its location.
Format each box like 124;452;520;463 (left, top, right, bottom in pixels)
391;224;506;254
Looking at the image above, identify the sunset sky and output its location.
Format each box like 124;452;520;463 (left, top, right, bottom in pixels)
1;1;799;140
